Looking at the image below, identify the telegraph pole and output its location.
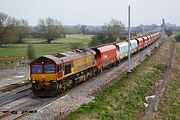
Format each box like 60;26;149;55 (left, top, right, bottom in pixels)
127;5;132;73
162;18;165;41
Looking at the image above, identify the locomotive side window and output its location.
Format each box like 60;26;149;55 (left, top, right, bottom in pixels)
59;65;62;71
32;65;42;73
44;64;55;73
64;64;71;75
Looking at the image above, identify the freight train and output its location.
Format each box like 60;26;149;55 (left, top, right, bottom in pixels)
30;32;160;97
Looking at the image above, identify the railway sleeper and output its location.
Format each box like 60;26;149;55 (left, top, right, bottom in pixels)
0;111;35;120
0;112;11;119
13;112;30;120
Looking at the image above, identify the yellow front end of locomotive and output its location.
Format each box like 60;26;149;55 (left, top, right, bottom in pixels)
31;73;57;86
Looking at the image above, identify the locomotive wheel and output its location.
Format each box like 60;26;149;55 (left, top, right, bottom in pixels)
83;74;86;81
66;79;73;90
57;83;63;94
85;72;90;80
94;68;99;76
62;83;68;92
89;71;93;79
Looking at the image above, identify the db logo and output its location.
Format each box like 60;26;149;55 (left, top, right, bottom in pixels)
42;74;45;80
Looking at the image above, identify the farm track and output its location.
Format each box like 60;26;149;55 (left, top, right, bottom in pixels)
0;37;164;120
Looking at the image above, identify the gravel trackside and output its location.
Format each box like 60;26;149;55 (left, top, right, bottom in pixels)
0;66;29;88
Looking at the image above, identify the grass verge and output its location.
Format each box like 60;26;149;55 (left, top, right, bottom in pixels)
155;43;180;120
64;40;173;120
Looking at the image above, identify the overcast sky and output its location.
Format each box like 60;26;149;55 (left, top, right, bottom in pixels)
0;0;179;26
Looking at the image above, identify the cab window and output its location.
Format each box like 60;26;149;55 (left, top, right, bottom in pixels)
32;65;42;73
59;65;62;71
44;64;55;73
64;64;71;75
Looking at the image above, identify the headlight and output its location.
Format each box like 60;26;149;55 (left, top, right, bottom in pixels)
32;80;36;83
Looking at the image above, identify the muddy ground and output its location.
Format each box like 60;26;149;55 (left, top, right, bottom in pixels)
0;65;29;89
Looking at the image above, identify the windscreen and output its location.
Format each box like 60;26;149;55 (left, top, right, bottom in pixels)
44;64;55;73
32;65;42;73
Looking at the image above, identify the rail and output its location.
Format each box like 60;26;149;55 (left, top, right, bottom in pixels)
0;111;36;120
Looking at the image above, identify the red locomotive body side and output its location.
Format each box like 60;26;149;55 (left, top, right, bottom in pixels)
135;37;144;51
93;45;117;69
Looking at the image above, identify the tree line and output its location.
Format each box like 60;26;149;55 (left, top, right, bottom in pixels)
89;19;126;47
0;12;67;45
0;12;28;46
0;12;126;47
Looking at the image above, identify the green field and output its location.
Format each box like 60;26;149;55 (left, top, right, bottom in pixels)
0;34;92;59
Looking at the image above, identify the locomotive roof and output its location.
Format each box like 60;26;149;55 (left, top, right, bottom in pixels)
31;48;96;65
30;55;64;64
61;49;96;57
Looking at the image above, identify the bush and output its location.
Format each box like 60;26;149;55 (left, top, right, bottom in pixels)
165;30;173;37
175;34;180;42
70;42;82;50
89;35;102;47
154;64;168;71
27;44;36;61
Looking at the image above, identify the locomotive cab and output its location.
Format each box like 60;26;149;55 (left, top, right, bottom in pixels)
30;55;63;96
30;50;96;97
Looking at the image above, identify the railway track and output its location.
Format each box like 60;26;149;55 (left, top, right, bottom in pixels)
0;84;62;120
0;37;164;120
0;111;33;120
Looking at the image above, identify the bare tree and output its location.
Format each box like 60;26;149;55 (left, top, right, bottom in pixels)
27;44;36;61
0;12;16;46
70;42;82;50
37;17;65;43
103;19;125;42
89;19;125;46
64;25;81;34
175;34;180;42
81;25;87;36
14;19;29;43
